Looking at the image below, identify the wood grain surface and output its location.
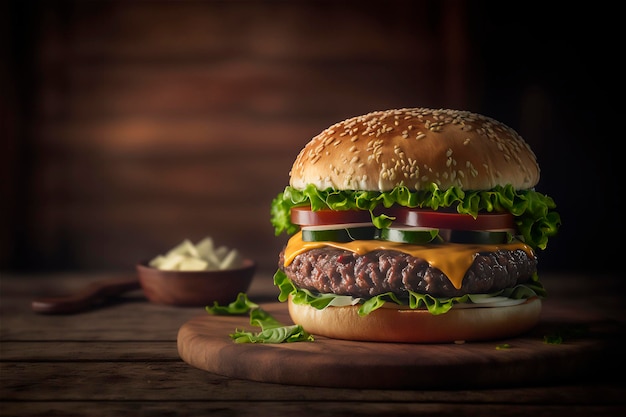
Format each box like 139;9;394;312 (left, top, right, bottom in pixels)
177;301;619;389
2;272;626;417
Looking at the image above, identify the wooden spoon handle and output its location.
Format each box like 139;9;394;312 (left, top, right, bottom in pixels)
31;277;141;314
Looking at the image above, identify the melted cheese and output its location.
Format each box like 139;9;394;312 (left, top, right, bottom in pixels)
283;231;534;290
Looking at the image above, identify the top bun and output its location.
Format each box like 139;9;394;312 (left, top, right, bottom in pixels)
289;108;540;191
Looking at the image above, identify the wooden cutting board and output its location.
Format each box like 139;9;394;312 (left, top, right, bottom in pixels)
177;302;618;389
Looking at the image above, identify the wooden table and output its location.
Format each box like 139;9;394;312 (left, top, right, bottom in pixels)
1;271;625;416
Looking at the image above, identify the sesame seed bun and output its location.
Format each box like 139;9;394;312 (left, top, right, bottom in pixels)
288;296;542;343
289;108;540;192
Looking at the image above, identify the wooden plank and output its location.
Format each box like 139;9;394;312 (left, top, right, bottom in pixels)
1;360;624;404
36;117;319;155
0;401;624;417
0;341;179;361
0;302;200;341
51;2;442;61
40;63;435;118
0;274;279;340
32;153;292;201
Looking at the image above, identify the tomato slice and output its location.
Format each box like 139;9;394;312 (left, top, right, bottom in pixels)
388;207;514;231
291;206;372;226
291;205;515;231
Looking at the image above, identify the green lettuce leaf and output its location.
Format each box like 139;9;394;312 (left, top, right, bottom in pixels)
205;292;258;315
270;183;561;251
206;292;314;343
274;269;546;316
230;308;314;343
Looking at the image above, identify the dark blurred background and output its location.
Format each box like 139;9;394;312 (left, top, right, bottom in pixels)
1;0;619;276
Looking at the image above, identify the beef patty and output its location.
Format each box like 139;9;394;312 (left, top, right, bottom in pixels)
279;247;537;299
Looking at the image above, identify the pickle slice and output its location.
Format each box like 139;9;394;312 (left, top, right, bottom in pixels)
378;228;510;244
301;226;377;242
440;229;510;244
377;227;440;244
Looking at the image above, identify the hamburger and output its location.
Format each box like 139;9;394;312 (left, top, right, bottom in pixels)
270;108;560;343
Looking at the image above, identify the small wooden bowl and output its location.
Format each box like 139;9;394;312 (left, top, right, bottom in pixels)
136;259;256;306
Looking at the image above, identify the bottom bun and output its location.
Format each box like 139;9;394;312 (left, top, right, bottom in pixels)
288;296;542;343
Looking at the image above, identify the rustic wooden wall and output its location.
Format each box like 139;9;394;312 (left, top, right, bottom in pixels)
4;0;477;275
2;0;618;275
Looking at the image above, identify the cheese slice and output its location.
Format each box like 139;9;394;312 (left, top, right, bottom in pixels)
283;231;534;290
